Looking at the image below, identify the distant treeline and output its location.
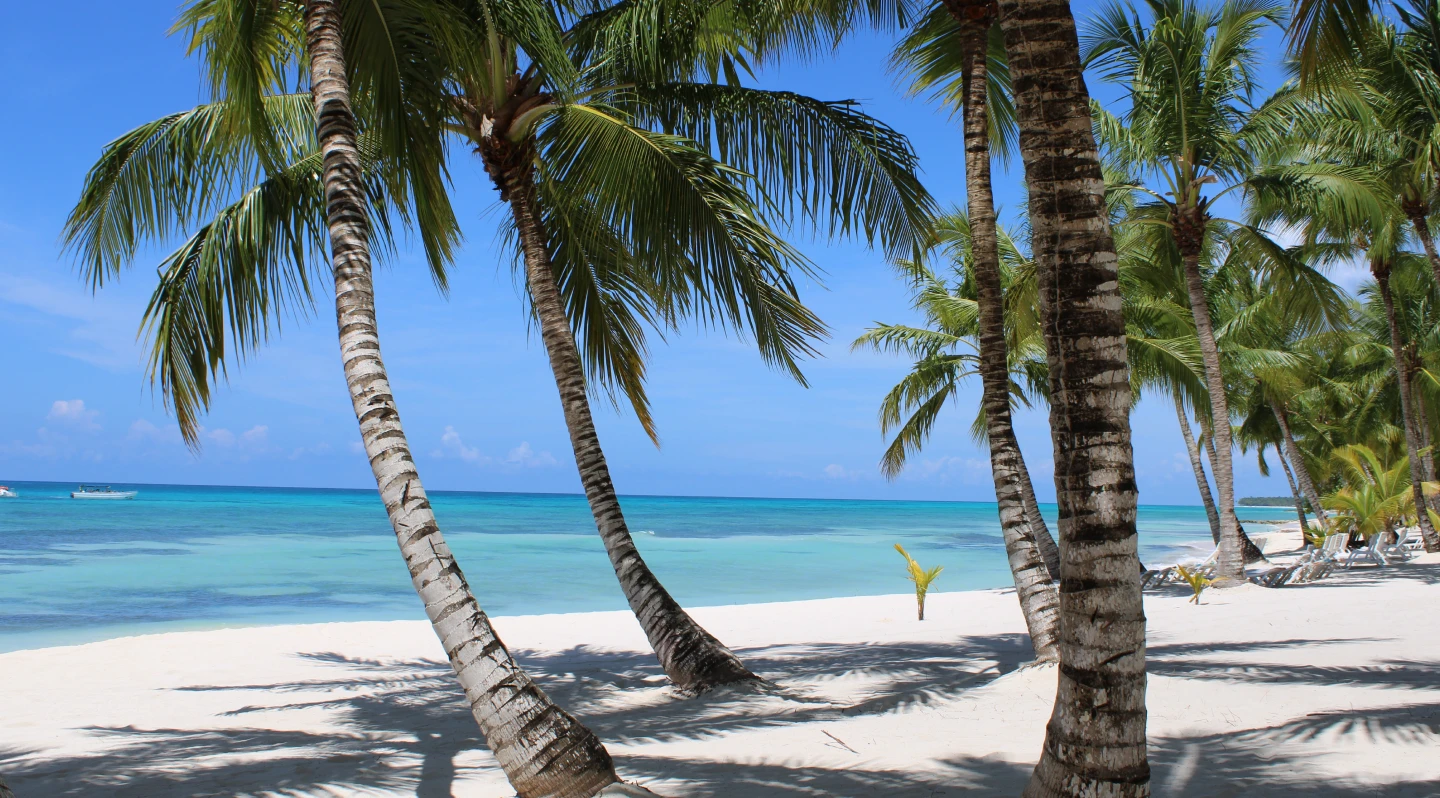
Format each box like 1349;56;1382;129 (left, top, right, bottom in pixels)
1239;497;1307;507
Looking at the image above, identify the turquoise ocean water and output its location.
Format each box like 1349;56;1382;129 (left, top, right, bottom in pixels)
0;481;1293;652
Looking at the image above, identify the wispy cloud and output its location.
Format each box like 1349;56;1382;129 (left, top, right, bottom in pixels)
506;441;557;468
0;274;142;370
47;399;100;431
438;426;489;464
128;419;183;444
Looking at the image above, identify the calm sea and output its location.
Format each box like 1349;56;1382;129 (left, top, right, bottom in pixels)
0;482;1292;651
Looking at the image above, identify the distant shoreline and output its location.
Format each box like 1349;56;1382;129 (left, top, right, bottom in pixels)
0;478;1285;510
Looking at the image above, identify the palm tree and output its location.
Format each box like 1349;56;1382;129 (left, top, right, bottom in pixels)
855;216;1060;660
65;1;626;794
1083;0;1294;580
992;0;1151;791
429;0;933;691
1325;443;1438;540
69;0;935;693
1256;30;1440;551
888;4;1062;658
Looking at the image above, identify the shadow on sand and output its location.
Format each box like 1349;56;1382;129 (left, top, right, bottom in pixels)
3;576;1438;796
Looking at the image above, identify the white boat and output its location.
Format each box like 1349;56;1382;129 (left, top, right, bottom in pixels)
70;485;137;500
0;486;16;498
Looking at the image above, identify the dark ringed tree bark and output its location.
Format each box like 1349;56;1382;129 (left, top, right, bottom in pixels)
945;0;1059;658
485;137;759;692
303;4;624;795
992;0;1151;793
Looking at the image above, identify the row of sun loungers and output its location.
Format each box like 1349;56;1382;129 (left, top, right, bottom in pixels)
1142;527;1422;591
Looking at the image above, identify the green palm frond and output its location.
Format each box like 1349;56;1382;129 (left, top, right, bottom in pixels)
890;9;1017;160
538;102;827;384
628;82;935;257
64;93;316;287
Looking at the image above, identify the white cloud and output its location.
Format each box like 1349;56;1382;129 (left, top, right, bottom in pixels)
47;399;100;431
440;426;489;463
823;463;866;480
506;441;557;468
206;427;236;447
241;425;269;446
128;419;183;444
350;440;366;454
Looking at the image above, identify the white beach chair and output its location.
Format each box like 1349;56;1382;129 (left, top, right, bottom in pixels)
1379;529;1416;562
1344;534;1390;569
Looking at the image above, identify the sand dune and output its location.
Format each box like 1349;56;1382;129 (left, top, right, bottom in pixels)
2;551;1437;796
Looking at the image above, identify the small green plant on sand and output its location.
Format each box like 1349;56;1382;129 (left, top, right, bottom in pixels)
895;544;943;620
1174;565;1213;605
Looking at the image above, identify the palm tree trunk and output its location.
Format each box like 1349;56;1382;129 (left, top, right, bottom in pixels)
954;4;1059;658
1174;393;1221;544
1373;259;1440;553
1406;211;1440;291
1413;376;1437;483
1015;444;1063;579
994;0;1150;793
302;4;620;795
501;169;758;693
1275;440;1309;532
1200;430;1267;563
1178;249;1246;579
1271;401;1327;528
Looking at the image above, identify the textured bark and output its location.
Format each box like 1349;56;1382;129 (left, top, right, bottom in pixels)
1406;210;1440;293
1016;444;1064;579
1272;401;1327;528
303;5;620;795
1174;394;1221;544
1374;259;1440;553
0;773;13;798
1178;248;1245;579
1415;381;1437;484
952;2;1059;659
502;170;758;693
994;0;1151;793
1200;432;1267;563
1276;440;1310;531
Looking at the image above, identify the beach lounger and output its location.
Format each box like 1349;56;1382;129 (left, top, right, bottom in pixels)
1379;529;1416;562
1248;564;1301;588
1344;534;1390;569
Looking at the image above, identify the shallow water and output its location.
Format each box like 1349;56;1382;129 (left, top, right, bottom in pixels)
0;482;1291;651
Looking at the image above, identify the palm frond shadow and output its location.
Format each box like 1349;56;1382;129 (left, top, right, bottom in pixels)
1148;702;1440;797
0;634;1032;796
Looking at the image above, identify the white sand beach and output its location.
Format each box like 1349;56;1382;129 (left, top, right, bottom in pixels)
3;544;1438;797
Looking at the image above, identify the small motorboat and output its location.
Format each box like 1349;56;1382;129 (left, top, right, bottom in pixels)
70;485;137;500
0;486;16;498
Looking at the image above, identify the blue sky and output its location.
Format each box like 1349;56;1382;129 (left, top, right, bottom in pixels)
0;1;1362;502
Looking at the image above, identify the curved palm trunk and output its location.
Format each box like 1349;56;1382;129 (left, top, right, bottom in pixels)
1015;444;1063;579
1373;259;1440;553
1174;393;1221;544
1275;441;1309;532
501;171;758;693
1200;431;1267;563
1271;401;1327;528
302;4;620;796
994;0;1151;793
1178;250;1246;579
953;3;1059;658
1415;381;1437;485
1406;211;1440;291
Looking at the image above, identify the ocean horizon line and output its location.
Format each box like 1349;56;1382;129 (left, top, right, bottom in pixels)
0;478;1242;511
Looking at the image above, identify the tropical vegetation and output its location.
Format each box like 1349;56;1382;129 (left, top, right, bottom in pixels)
60;0;1440;794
